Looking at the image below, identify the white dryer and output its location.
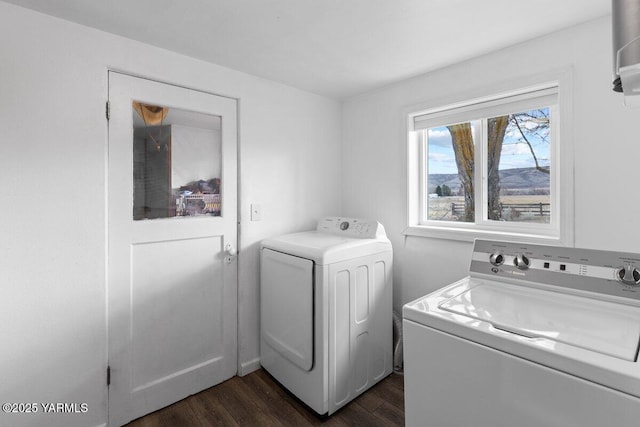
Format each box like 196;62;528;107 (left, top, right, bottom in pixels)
260;217;393;415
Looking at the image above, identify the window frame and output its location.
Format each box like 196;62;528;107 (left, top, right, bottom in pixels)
405;72;574;245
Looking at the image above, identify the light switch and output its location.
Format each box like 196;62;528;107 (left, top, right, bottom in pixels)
251;203;262;221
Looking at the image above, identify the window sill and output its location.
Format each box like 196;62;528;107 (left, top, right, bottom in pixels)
403;225;566;245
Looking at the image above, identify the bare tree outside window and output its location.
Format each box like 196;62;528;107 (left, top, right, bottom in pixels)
427;108;551;224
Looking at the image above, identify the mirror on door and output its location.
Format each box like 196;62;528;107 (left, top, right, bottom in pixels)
132;102;222;220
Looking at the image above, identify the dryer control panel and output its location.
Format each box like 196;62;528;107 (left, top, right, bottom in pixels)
471;239;640;301
316;217;386;239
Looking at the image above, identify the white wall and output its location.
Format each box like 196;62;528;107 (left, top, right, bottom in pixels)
0;2;341;426
342;16;640;312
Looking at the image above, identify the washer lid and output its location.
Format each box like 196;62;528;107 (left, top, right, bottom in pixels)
438;282;640;362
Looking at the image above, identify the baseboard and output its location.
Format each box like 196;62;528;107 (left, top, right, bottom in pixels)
238;357;261;376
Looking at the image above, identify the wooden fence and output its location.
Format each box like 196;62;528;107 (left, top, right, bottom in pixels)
451;202;550;217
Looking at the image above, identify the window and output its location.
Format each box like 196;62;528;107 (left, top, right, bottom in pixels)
132;102;222;220
406;81;573;243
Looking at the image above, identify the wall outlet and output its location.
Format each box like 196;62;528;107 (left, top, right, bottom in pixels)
251;203;262;221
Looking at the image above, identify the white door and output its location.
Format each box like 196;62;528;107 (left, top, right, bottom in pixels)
107;71;237;426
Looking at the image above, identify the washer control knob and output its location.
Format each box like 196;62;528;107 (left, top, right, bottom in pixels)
489;252;504;266
514;254;530;270
617;265;640;286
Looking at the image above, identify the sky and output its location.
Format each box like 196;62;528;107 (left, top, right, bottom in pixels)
426;110;550;175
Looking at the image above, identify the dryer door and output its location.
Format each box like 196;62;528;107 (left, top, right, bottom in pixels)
261;249;314;371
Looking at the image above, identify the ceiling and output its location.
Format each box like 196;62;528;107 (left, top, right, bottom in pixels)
3;0;611;99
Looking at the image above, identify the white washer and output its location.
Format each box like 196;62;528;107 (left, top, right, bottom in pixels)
260;217;393;415
403;239;640;427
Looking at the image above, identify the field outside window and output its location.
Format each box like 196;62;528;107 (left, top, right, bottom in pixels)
426;108;551;223
409;84;564;241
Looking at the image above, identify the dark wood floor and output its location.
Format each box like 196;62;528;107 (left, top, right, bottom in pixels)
126;369;404;426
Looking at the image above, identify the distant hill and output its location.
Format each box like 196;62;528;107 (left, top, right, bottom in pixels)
428;167;550;195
